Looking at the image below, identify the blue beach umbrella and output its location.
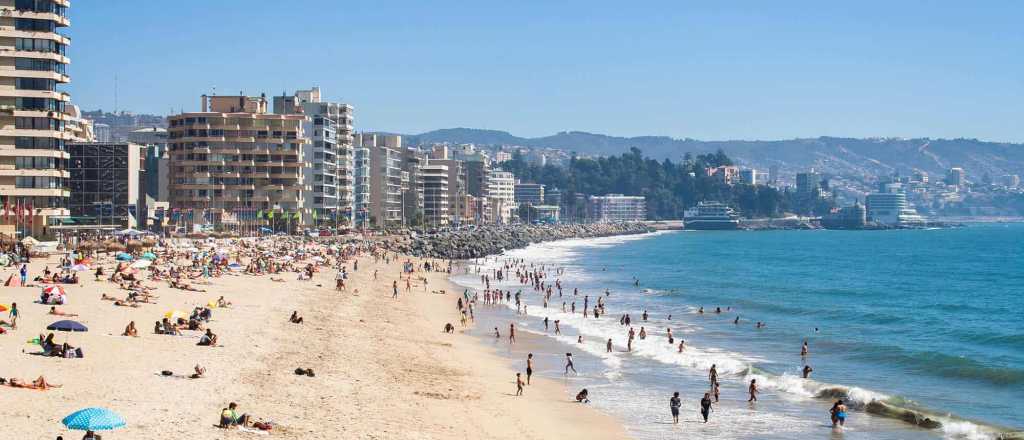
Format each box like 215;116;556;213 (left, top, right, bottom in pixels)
47;320;88;332
115;253;133;261
140;252;157;260
62;407;126;431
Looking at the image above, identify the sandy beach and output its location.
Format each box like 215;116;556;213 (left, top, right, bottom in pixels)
0;246;627;439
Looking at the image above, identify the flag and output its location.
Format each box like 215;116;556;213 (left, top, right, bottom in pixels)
267;210;274;220
257;209;263;220
27;199;32;229
312;210;318;220
2;196;7;223
294;211;300;220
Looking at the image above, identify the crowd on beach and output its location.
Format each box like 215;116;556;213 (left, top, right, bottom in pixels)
0;232;415;437
461;255;852;430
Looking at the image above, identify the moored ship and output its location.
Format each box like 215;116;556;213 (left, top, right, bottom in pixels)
683;201;740;230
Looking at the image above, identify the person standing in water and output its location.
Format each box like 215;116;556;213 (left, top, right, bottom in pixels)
606;338;613;353
700;392;713;423
516;373;525;396
670;392;681;424
709;364;718;389
748;379;759;402
801;340;809;357
830;399;848;427
803;365;814;379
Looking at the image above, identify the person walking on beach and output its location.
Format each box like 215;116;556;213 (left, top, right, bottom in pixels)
606;338;613;353
748;379;759;402
670;392;682;424
392;280;399;299
554;320;561;335
700;392;714;423
565;353;577;375
509;323;516;344
709;364;718;389
8;302;18;329
543;316;549;332
526;353;534;385
19;264;27;285
713;381;720;402
516;373;525;396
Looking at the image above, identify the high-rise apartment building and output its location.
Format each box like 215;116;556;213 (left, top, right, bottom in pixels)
273;87;354;228
167;94;309;232
0;0;79;237
356;133;403;228
487;170;515;224
420;163;449;227
427;145;465;225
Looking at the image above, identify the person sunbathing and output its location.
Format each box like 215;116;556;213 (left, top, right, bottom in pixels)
113;299;139;308
100;293;117;301
270;277;285;282
216;296;232;308
289;311;303;324
48;306;78;317
190;364;206;379
8;376;61;390
123;321;138;337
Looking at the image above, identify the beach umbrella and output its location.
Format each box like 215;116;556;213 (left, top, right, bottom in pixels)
115;252;133;261
126;240;144;251
69;263;90;272
42;285;66;296
164;310;187;320
47;320;88;332
0;304;8;312
106;243;126;253
130;260;152;269
62;407;126;432
140;252;157;260
226;262;243;271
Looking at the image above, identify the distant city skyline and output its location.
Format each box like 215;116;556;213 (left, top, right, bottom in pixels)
67;1;1023;142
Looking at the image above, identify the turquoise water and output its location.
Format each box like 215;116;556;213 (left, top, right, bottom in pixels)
454;223;1024;439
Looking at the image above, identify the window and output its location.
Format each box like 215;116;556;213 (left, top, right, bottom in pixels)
16;78;56;91
15;38;66;55
16;117;62;130
15;58;66;74
15;0;66;16
16;97;64;112
16;176;62;188
15;137;63;150
15;18;56;32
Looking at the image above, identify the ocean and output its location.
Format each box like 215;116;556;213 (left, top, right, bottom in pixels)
451;223;1024;439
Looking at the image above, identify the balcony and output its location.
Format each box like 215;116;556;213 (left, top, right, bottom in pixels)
0;69;69;83
0;169;68;178
1;49;70;64
0;28;71;45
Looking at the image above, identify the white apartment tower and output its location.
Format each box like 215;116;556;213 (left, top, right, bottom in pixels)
273;87;355;228
0;0;81;238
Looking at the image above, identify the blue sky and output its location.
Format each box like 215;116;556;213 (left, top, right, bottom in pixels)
66;1;1023;141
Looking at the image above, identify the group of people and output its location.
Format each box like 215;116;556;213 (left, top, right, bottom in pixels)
465;254;846;429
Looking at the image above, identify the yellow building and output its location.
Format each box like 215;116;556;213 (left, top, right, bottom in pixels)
167;95;310;232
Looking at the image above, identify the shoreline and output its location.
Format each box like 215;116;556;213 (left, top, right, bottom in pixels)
449;232;1024;440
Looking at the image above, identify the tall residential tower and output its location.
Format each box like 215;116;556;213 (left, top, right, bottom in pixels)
0;0;80;237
